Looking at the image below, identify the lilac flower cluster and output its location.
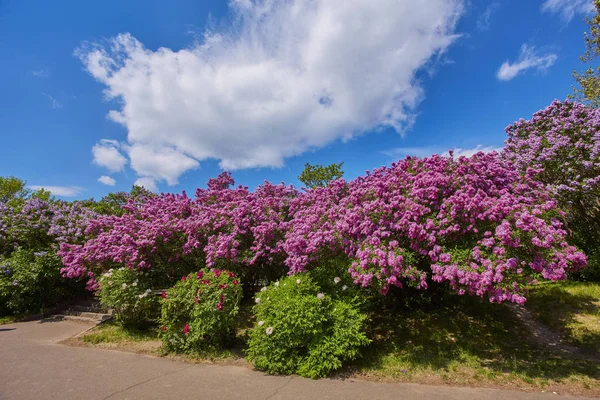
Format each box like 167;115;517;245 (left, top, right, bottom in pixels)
0;199;98;254
59;155;585;304
503;100;600;198
284;153;586;304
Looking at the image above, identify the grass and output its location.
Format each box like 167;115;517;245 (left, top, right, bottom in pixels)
68;284;600;396
526;281;600;353
0;315;19;325
348;287;600;395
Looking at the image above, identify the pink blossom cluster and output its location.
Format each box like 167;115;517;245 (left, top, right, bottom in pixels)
0;199;97;254
59;156;586;303
284;153;586;303
503;100;600;197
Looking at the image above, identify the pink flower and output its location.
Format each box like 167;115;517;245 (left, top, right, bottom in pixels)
183;324;190;335
196;271;204;279
161;326;167;332
161;291;167;298
216;302;223;311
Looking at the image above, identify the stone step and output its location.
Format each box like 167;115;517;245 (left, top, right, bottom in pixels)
69;305;107;313
54;315;108;324
73;299;102;308
62;310;113;321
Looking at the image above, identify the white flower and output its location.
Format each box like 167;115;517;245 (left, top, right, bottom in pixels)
333;277;341;284
261;286;267;292
108;281;113;286
255;297;261;304
265;327;274;335
258;320;265;326
131;282;138;287
121;283;127;289
145;289;152;294
317;293;325;300
296;279;301;284
138;294;144;299
274;281;279;287
342;285;348;291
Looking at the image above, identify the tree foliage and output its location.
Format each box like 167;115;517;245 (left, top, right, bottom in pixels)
570;0;600;107
298;162;344;189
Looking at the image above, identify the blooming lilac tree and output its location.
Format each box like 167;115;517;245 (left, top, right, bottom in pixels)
503;100;600;279
285;152;586;303
60;157;585;303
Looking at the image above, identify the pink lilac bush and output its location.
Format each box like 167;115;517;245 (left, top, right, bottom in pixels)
59;173;298;289
284;152;586;304
503;100;600;198
59;159;586;303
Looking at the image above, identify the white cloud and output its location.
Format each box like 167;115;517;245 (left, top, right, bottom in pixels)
476;2;499;31
541;0;594;23
134;177;158;193
442;145;503;158
384;144;502;159
32;68;50;78
42;93;62;109
92;139;127;173
97;175;116;186
29;185;82;197
497;44;557;81
78;0;464;185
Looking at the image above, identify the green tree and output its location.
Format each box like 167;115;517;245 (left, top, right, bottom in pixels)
0;176;29;205
88;185;155;216
298;162;344;189
570;0;600;107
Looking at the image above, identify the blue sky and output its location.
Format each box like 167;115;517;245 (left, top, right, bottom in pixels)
0;0;595;199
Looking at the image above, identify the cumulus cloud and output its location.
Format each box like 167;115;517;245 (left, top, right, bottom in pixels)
78;0;464;189
541;0;594;23
497;44;557;81
476;2;499;31
134;177;158;193
384;144;502;159
92;139;127;173
29;185;82;197
97;175;116;186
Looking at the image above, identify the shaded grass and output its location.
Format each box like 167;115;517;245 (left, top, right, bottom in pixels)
70;286;600;395
0;315;19;325
76;302;255;363
349;288;600;395
526;281;600;354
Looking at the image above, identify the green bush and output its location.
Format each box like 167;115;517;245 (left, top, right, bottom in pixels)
159;268;242;354
246;273;370;379
97;267;159;328
0;248;82;315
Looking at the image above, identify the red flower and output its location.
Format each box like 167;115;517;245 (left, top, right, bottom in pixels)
161;291;167;298
228;271;235;278
214;269;222;277
161;326;167;332
181;276;187;282
218;284;227;290
232;280;239;286
216;302;223;311
196;271;204;279
202;279;210;285
194;295;200;303
183;324;190;335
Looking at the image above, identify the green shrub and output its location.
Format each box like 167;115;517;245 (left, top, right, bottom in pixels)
0;248;82;315
97;267;159;328
159;268;242;354
246;273;370;379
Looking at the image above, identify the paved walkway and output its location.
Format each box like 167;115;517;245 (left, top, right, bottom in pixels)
0;320;593;400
